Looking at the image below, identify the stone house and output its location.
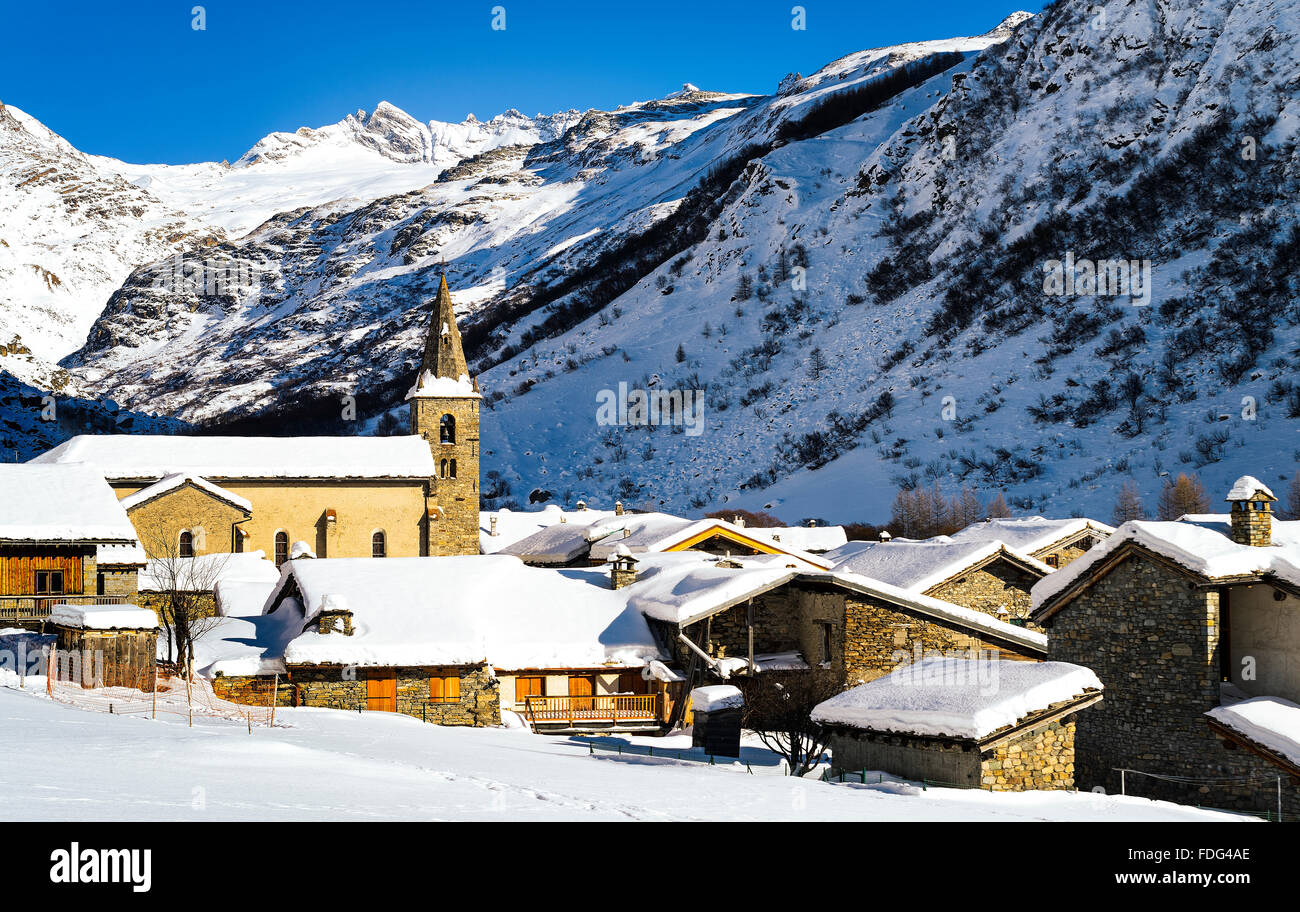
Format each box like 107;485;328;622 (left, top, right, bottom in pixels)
1030;475;1300;817
814;658;1102;790
630;556;1047;699
31;275;482;561
205;553;666;729
823;536;1051;625
950;516;1114;568
0;464;144;630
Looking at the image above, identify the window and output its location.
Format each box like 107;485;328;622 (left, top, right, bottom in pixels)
372;531;387;558
430;675;461;703
515;676;545;705
819;622;835;665
439;459;447;478
96;573;106;597
448;459;457;479
1045;554;1060;569
439;413;455;444
35;570;65;596
274;531;289;567
179;530;194;558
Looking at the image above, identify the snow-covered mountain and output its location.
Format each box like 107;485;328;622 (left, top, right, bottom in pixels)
9;0;1300;523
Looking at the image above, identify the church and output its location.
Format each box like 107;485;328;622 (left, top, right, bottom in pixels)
32;276;481;563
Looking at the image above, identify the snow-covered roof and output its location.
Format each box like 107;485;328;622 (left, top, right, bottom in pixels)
32;434;435;480
586;515;832;569
119;472;253;512
1032;521;1300;615
405;370;480;400
260;555;663;670
213;578;278;618
1226;475;1276;502
745;525;849;553
691;685;743;712
139;550;281;592
822;537;1050;592
1177;514;1300;547
479;505;619;554
498;518;619;565
49;604;159;631
822;570;1048;653
948;516;1114;555
97;541;148;567
0;464;138;544
629;555;800;626
812;658;1102;739
1207;696;1300;768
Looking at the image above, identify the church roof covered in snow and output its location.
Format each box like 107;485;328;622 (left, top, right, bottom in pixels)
31;434;436;481
745;525;848;553
0;464;139;544
119;472;253;512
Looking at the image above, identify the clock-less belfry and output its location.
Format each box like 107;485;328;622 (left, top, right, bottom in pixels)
409;274;482;555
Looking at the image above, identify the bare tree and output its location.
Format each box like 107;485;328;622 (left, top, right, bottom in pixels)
740;671;841;776
1112;480;1147;524
1156;472;1210;520
1284;475;1300;521
135;518;231;675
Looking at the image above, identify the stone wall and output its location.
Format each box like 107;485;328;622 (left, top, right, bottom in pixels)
124;484;247;556
211;674;296;707
842;592;1040;688
924;558;1041;626
285;663;500;726
137;590;218;621
981;717;1076;790
1043;549;1300;817
97;567;139;601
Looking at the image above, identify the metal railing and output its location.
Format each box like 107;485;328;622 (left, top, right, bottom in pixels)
0;595;128;622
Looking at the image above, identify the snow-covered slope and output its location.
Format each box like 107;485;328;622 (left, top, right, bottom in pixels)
12;1;1299;524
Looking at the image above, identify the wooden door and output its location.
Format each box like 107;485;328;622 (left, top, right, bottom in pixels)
366;672;397;712
568;675;595;714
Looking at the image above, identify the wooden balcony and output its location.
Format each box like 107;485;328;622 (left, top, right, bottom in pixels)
0;595;128;623
524;693;663;733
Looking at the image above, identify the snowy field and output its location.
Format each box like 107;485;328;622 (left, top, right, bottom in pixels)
0;685;1246;822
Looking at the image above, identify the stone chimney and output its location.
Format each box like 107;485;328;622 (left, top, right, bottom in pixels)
879;530;892;542
489;515;499;537
609;546;639;589
1226;475;1276;547
316;594;354;635
615;500;624;516
733;514;746;528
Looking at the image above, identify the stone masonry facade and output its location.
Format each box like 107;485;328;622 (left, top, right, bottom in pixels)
1042;549;1300;817
663;579;1042;692
981;717;1077;790
924;558;1042;627
288;664;499;726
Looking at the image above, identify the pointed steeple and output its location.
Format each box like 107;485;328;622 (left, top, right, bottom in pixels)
419;275;470;383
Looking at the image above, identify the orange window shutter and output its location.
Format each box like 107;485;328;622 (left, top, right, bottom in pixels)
447;676;460;701
430;677;443;702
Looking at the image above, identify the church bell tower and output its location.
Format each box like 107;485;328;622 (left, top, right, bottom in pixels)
409;275;481;555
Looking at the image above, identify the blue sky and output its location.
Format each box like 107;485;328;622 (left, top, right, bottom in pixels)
1;0;1042;164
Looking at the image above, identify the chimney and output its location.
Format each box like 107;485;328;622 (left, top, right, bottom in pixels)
879;530;892;542
489;515;499;537
576;499;587;511
1226;475;1276;547
615;500;624;516
733;514;746;528
609;546;639;589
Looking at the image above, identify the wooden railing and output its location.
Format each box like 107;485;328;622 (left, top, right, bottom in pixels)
0;595;128;622
524;693;661;727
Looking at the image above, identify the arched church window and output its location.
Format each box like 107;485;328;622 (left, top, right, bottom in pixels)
440;413;455;444
274;531;289;567
179;530;194;558
372;531;387;558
